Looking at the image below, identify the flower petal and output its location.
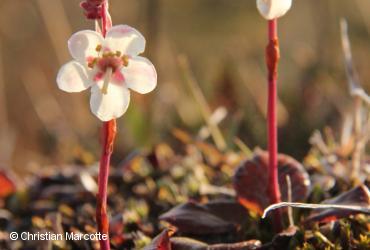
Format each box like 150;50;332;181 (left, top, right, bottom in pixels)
90;84;130;121
121;56;157;94
257;0;292;20
68;30;104;63
57;61;92;92
105;25;146;56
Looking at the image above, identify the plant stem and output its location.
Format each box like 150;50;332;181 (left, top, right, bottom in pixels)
266;19;282;231
96;2;114;249
96;119;116;250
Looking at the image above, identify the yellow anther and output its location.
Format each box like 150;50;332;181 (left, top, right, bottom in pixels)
87;58;97;68
122;55;129;67
95;44;102;52
115;51;121;57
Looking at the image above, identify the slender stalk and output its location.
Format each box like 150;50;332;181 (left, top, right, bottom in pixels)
96;119;116;250
266;19;282;230
96;2;115;249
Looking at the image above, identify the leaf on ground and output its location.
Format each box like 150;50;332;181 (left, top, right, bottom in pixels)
269;226;300;249
194;141;223;167
306;185;370;223
159;202;236;235
147;143;176;170
172;129;193;144
0;170;16;198
144;229;175;250
203;199;249;225
233;149;311;215
170;237;208;250
169;237;261;250
110;214;125;246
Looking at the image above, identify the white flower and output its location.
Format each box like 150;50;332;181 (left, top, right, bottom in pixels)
257;0;292;20
57;25;157;121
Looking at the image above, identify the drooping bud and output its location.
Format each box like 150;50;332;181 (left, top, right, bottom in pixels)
80;0;105;20
257;0;292;20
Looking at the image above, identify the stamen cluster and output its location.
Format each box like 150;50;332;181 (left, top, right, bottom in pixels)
87;45;130;73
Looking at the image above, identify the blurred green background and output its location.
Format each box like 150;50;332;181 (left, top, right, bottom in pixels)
0;0;369;170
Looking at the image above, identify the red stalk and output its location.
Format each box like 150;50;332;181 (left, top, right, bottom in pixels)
266;19;282;230
96;119;116;250
96;1;115;249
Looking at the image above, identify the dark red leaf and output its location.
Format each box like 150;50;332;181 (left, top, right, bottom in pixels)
159;202;236;235
270;226;299;249
0;170;16;198
144;229;175;250
169;237;261;250
306;185;370;223
203;199;248;225
233;149;311;215
170;237;208;250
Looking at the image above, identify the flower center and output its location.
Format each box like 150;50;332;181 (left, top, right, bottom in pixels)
88;44;130;94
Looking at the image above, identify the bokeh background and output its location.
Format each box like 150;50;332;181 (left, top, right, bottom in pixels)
0;0;369;171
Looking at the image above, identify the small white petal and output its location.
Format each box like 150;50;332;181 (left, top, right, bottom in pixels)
122;56;157;94
68;30;104;63
257;0;292;20
90;83;130;121
57;61;92;92
105;25;146;56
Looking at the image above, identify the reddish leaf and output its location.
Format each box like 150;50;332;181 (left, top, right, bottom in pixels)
233;149;311;215
110;214;125;246
170;237;208;250
169;237;261;250
159;202;236;235
203;199;249;225
306;185;370;223
0;170;16;198
269;226;299;249
144;229;175;250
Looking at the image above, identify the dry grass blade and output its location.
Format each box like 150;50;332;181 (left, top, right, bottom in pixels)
340;19;370;104
262;202;370;219
340;18;369;180
177;55;226;150
233;137;253;157
285;175;294;227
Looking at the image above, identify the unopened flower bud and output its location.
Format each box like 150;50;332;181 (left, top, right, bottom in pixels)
80;0;105;20
257;0;292;20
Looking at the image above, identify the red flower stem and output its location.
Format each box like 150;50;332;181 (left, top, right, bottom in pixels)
96;120;116;250
101;1;112;36
266;19;282;231
96;1;115;250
